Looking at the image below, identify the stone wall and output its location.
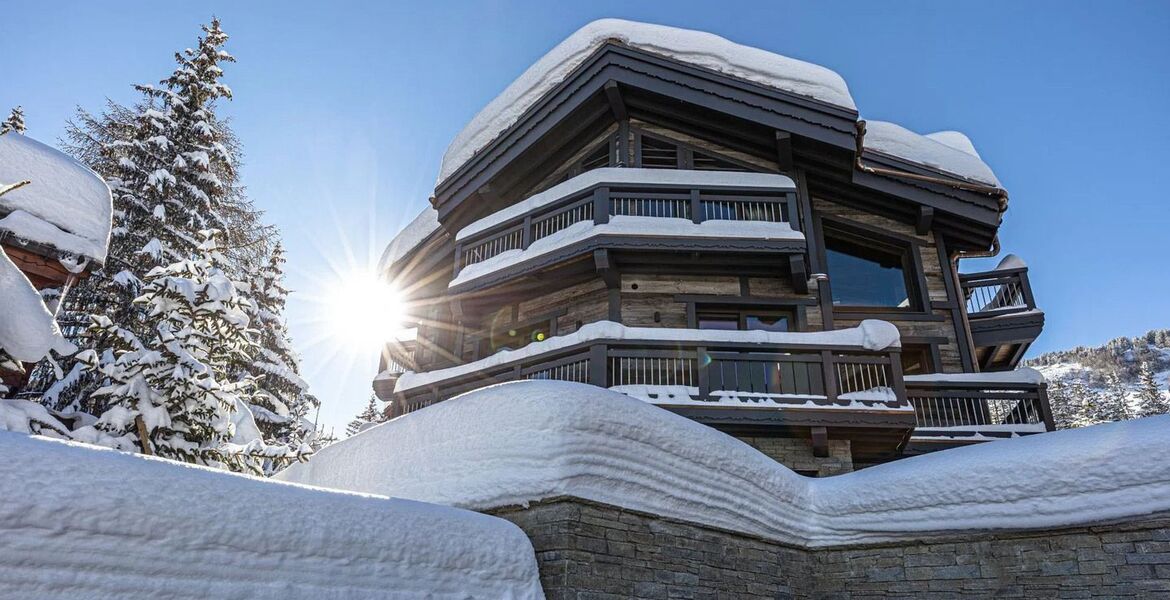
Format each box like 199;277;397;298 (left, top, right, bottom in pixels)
494;498;1170;599
735;436;853;476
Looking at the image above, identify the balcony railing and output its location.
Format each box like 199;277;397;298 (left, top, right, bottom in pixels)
390;327;906;419
905;377;1053;438
959;266;1036;319
453;169;800;277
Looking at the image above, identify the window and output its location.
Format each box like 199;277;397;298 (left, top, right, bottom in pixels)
639;135;680;169
480;322;551;355
824;226;920;310
900;344;934;376
697;308;794;332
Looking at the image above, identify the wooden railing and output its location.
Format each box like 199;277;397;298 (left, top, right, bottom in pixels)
454;178;799;276
905;379;1054;435
959;267;1036;319
391;339;904;418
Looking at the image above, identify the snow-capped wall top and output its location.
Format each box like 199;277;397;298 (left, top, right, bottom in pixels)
437;18;856;185
904;367;1045;386
0;132;113;263
0;431;544;599
277;380;1170;548
378;206;441;273
0;248;75;363
995;253;1027;271
863;120;1000;187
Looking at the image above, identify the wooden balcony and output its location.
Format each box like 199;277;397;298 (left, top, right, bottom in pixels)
450;169;806;293
904;374;1054;455
960;264;1044;371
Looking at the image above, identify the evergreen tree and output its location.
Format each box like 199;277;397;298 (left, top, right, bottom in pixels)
1137;361;1170;417
1047;381;1079;430
1;106;25;135
83;230;260;466
41;18;255;415
1092;372;1132;423
237;242;319;452
1064;379;1095;428
346;395;385;437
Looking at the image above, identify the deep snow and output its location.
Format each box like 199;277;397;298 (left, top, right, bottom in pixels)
279;380;1170;548
0;431;544;599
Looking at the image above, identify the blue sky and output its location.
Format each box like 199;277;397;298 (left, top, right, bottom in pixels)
4;1;1168;434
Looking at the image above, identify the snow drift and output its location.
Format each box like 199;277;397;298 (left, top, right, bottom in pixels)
0;132;113;263
279;380;1170;548
863;120;1000;187
0;431;543;599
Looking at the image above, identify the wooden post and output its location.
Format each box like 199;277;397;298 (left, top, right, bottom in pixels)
1038;383;1056;431
522;215;532;249
785;192;799;230
135;415;153;456
593;188;610;225
821;350;838;402
1019;268;1037;309
690;189;702;224
888;351;907;406
588;344;609;388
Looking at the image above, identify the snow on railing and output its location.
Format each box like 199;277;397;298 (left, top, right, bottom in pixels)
452;169;800;280
904;369;1053;435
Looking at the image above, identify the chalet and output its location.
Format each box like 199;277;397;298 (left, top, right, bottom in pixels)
0;130;112;392
374;19;1051;474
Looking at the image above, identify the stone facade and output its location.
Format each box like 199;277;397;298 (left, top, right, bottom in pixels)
735;436;853;476
494;498;1170;599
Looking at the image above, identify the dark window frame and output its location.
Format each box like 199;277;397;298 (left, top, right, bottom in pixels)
693;304;799;333
815;216;931;316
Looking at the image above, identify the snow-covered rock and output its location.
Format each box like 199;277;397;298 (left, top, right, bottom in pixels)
0;431;543;599
0;247;75;363
863;120;1000;187
438;18;855;184
0;132;113;263
278;380;1170;548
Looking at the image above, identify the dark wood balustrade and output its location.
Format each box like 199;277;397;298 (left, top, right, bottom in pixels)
905;379;1054;437
453;175;800;277
960;266;1037;319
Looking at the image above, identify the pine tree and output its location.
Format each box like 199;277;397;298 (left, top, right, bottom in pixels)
40;18;256;415
1064;379;1095;428
0;106;26;135
1091;372;1132;423
1137;361;1170;417
83;230;258;466
1047;381;1079;430
237;242;319;453
346;395;385;437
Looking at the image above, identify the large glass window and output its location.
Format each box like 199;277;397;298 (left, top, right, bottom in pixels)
697;308;793;332
824;228;918;310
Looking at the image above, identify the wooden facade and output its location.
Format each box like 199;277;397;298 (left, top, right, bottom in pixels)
377;40;1048;470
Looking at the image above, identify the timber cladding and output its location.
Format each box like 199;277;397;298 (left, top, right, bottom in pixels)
494;498;1170;599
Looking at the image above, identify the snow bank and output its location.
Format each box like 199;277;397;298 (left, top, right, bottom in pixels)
904;367;1045;386
451;215;803;288
0;431;543;599
378;206;441;271
438;18;855;184
0;247;74;363
457;168;797;241
392;320;900;393
278;381;1170;548
863;120;1000;187
0;133;112;263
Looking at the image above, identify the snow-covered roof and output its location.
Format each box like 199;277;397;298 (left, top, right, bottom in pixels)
862;120;1000;187
0;132;113;263
0;431;543;598
377;205;441;273
392;320;899;393
0;248;75;363
438;18;855;185
277;380;1170;548
457;167;797;241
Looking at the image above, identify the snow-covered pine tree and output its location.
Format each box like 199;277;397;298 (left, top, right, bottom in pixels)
1047;381;1079;430
83;230;301;472
0;106;26;135
1064;379;1096;428
1090;372;1132;423
1137;361;1169;417
41;18;254;414
237;242;319;456
346;395;385;437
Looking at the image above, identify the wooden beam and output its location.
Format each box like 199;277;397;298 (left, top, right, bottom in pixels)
811;426;829;458
915;205;935;235
604;80;628;122
789;254;808;295
774;131;793;173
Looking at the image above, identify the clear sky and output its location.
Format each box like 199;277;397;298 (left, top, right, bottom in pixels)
4;1;1168;434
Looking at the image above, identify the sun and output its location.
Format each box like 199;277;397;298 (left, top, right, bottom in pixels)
325;271;408;350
